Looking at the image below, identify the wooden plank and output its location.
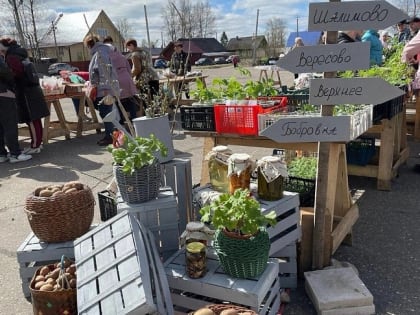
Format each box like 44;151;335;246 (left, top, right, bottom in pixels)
200;136;216;186
331;203;359;254
377;118;395;191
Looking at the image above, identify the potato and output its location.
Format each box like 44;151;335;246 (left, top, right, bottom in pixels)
34;187;45;197
48;268;60;280
40;284;54;291
34;281;46;290
46;278;56;285
69;278;77;288
39;266;50;277
39;189;53;197
66;265;76;275
35;275;45;282
64;187;77;194
193;308;215;315
52;191;64;197
64;181;83;190
220;309;239;315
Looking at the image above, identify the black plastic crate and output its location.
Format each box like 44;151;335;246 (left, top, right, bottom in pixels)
346;137;376;166
180;106;215;131
284;176;316;207
373;93;405;123
98;190;117;221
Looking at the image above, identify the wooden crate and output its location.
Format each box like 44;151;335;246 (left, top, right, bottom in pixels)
271;242;298;289
74;211;174;315
164;248;280;314
16;232;75;297
260;191;301;256
161;158;193;230
117;187;180;261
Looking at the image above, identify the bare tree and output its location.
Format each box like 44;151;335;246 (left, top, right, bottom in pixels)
162;0;216;41
265;18;287;57
116;18;133;51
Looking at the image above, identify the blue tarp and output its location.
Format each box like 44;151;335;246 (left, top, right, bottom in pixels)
286;31;323;47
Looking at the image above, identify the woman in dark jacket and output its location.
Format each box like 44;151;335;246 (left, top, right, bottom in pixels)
0;38;49;154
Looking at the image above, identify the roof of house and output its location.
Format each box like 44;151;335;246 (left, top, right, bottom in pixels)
40;10;104;46
160;38;227;59
286;31;323;47
226;35;267;51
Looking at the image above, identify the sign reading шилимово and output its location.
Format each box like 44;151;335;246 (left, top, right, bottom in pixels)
266;0;409;143
308;1;409;31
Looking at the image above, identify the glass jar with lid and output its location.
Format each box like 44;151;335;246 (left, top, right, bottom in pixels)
206;145;232;193
185;241;207;278
227;153;254;194
257;155;288;201
179;221;214;247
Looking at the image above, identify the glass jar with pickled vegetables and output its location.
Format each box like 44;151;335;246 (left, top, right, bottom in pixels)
179;221;214;247
185;241;207;278
206;146;232;193
227;153;254;194
257;155;288;201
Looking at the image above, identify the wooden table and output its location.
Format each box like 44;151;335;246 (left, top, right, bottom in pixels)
18;85;102;144
159;75;208;106
254;65;283;86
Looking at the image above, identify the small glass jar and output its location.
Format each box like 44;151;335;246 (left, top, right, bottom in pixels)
179;221;214;247
227;153;254;194
206;146;232;193
257;156;288;201
185;242;207;279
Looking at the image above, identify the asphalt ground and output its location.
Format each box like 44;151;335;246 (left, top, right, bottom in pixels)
1;66;420;314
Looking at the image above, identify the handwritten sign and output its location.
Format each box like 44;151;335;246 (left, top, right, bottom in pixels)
260;107;373;142
309;78;406;105
308;1;409;31
277;42;370;73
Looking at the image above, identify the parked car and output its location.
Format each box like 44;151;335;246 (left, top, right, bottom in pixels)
214;57;227;64
47;63;79;75
226;55;240;63
154;58;168;69
195;57;214;66
266;56;279;65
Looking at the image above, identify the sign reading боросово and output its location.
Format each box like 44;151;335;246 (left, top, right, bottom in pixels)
308;1;409;31
277;42;370;73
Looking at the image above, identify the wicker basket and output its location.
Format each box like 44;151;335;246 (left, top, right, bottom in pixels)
190;304;258;315
25;185;94;243
214;228;270;279
30;262;77;315
114;159;161;204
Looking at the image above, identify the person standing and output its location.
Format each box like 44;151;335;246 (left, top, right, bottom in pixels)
0;55;32;163
103;36;140;120
170;41;191;99
84;34;120;146
125;38;159;104
0;37;49;154
396;20;411;43
361;29;383;66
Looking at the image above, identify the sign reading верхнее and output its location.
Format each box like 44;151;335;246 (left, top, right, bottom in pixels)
309;78;406;105
276;42;370;73
308;1;409;31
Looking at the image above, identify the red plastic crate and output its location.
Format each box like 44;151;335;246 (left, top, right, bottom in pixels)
214;98;287;135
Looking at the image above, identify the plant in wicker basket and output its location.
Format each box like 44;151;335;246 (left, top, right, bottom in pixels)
200;188;277;278
108;134;168;203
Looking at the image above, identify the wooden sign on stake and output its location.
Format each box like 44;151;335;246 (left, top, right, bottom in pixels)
276;42;370;73
308;1;409;31
309;77;406;105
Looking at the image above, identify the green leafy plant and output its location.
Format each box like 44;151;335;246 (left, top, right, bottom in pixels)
287;156;318;179
190;78;219;104
108;134;168;175
200;188;277;235
145;86;171;118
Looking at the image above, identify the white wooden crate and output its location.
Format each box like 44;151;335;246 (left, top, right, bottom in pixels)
16;232;75;297
271;242;298;289
161;158;193;231
117;187;180;261
164;248;281;314
74;211;174;315
260;191;301;256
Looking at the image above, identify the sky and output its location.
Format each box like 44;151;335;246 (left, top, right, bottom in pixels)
10;0;408;46
35;0;317;45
